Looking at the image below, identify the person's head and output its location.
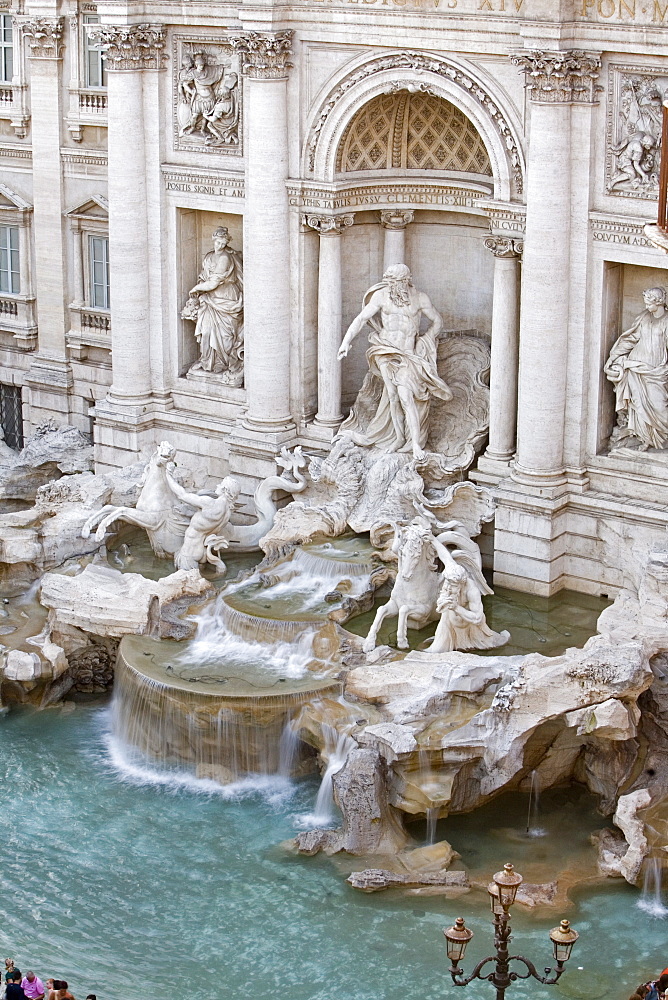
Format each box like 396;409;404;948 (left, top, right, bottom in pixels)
383;263;412;307
194;52;206;70
212;227;230;252
657;974;668;993
644;286;667;310
46;980;54;990
216;475;240;502
9;974;21;984
642;132;656;150
86;994;97;1000
52;981;63;991
223;72;238;90
25;973;36;983
5;961;14;971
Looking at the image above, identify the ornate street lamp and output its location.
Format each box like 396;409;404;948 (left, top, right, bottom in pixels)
443;862;579;1000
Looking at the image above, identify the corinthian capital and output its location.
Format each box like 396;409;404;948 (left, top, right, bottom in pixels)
512;49;602;104
484;235;523;258
21;16;64;59
303;213;354;235
231;30;293;80
87;23;167;71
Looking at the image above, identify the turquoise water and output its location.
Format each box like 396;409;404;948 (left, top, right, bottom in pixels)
1;705;666;1000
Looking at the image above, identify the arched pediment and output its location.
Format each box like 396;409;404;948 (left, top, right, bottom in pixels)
305;52;525;202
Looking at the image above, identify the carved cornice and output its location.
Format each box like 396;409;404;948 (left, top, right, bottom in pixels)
379;209;414;230
87;24;167;72
484;235;523;258
303;213;354;235
21;17;64;59
512;50;602;104
307;52;523;194
231;30;292;80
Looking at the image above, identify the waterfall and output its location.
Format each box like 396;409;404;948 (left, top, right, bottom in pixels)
111;648;327;784
525;769;546;837
637;857;668;918
294;724;355;828
426;806;439;845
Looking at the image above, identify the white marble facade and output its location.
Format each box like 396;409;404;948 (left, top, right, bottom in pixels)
2;0;668;597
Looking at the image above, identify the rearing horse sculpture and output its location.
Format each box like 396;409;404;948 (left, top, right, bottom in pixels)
81;441;189;558
363;518;441;653
81;441;309;564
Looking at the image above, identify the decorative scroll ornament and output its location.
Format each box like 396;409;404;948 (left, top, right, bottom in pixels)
230;30;293;80
303;213;354;235
380;209;415;231
511;50;602;104
21;17;65;59
87;24;167;71
307;51;523;194
484;235;523;258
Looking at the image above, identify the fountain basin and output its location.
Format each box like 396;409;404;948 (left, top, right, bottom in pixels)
115;635;342;779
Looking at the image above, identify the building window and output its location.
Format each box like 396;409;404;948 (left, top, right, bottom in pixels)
0;225;19;294
0;383;23;450
89;235;110;309
0;15;13;85
83;14;106;89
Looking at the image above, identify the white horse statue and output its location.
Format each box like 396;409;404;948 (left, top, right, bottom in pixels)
363;518;441;653
363;516;509;655
81;442;309;562
81;441;189;558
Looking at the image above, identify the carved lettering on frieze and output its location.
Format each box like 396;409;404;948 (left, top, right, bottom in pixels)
173;36;242;156
288;183;490;210
606;66;668;201
162;169;245;199
590;216;661;248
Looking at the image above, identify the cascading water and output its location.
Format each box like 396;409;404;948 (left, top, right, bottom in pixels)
296;723;356;827
525;769;547;837
637;857;668;918
426;806;439;845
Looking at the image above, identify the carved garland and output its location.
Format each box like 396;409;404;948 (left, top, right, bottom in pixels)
307;51;523;194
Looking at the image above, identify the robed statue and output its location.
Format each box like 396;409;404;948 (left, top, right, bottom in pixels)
181;227;244;387
604;286;668;451
337;264;452;461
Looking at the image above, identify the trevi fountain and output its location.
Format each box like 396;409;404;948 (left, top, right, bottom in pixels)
5;12;668;995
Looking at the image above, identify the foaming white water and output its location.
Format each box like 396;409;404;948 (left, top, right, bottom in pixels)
637;857;668;919
294;726;355;829
180;602;319;678
103;731;297;808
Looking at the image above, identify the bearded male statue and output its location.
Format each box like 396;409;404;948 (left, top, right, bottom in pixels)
337;264;452;461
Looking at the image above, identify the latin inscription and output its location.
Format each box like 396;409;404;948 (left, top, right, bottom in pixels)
298;0;668;20
163;172;244;199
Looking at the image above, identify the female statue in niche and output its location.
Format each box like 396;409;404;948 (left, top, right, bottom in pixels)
604;285;668;451
181;227;244;387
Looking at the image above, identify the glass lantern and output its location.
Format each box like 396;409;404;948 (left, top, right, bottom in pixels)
444;917;474;964
492;863;523;909
549;919;579;964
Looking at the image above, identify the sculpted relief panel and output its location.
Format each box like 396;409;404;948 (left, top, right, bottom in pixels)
173;37;241;154
606;67;668;199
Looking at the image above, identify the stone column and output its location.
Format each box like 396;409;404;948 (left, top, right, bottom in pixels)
510;50;601;484
21;16;73;428
304;214;354;428
88;24;166;406
482;236;522;465
232;30;294;430
380;210;414;271
492;50;601;596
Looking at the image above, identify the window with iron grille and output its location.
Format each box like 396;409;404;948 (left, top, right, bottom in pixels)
83;14;106;89
0;383;23;451
89;234;110;309
0;15;13;85
0;225;19;294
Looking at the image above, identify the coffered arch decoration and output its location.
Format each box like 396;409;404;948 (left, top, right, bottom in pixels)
337;91;493;176
305;51;525;200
